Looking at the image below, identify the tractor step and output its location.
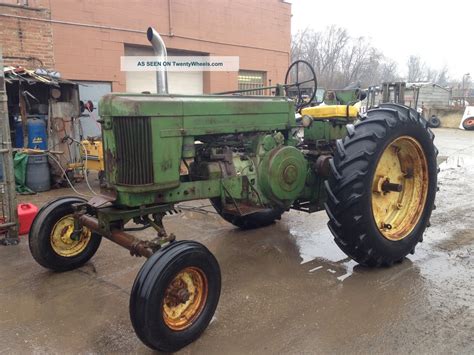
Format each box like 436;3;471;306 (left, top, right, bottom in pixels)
222;203;266;216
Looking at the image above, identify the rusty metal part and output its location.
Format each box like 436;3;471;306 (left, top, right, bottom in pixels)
143;214;166;236
381;179;403;193
165;278;191;307
78;214;154;258
283;165;298;184
88;194;116;208
162;266;208;331
314;155;332;177
381;223;393;230
50;215;92;257
142;214;177;244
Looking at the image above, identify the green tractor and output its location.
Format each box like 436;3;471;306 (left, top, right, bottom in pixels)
28;28;438;352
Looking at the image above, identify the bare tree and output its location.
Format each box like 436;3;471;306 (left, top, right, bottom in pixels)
427;65;449;86
292;27;451;90
340;36;373;86
406;56;449;85
380;60;399;82
291;26;399;89
435;66;449;86
407;55;426;82
319;26;350;87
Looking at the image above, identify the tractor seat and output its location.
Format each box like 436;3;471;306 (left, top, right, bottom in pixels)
301;105;359;120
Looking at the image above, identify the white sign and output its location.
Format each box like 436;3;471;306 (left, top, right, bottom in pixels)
121;56;239;72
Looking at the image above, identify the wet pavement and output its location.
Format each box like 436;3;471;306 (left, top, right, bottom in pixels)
0;128;473;354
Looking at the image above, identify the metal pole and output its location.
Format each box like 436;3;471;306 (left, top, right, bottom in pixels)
462;73;470;107
464;73;471;106
0;46;19;245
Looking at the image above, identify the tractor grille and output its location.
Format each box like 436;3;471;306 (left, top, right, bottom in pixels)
113;116;154;185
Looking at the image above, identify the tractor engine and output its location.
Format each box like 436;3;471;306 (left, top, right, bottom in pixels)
189;132;307;209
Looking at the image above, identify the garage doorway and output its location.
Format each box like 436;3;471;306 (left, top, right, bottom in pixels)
238;70;266;95
77;81;111;138
124;45;204;95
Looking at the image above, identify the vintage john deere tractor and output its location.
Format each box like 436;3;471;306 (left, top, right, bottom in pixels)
28;28;437;352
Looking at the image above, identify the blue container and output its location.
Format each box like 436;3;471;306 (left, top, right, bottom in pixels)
14;118;23;148
27;117;47;150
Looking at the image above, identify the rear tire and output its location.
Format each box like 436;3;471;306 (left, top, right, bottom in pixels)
325;104;438;267
428;115;441;128
130;241;221;352
210;198;284;229
29;196;102;271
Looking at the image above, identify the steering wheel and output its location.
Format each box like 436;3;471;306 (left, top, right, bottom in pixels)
284;60;318;112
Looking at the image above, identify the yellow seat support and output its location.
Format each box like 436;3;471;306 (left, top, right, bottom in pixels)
301;105;359;120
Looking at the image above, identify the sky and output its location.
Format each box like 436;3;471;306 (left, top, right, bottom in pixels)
290;0;473;81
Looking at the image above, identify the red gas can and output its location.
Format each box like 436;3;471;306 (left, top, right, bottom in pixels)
18;203;39;235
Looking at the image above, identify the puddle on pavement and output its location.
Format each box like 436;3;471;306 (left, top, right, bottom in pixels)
438;154;474;170
283;210;358;282
284;154;474;285
436;229;474;251
286;211;345;264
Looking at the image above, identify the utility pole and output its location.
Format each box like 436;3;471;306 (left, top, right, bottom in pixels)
0;46;19;246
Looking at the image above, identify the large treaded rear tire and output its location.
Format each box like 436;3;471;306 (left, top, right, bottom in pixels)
210;198;284;230
325;104;438;267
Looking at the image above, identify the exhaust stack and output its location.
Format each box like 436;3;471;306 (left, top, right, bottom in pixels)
147;27;168;94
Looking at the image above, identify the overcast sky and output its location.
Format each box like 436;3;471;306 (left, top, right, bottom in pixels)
290;0;472;81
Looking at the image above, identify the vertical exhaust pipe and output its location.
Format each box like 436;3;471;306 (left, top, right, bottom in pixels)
147;27;169;94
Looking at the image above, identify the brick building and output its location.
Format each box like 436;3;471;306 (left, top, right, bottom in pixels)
0;0;291;100
0;2;53;69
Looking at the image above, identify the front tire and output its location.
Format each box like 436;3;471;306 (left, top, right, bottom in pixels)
29;196;102;271
130;241;221;352
325;104;438;267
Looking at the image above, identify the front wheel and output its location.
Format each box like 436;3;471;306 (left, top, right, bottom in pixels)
29;196;102;271
130;241;221;352
325;104;438;267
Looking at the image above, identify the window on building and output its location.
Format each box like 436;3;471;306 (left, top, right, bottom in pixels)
238;70;266;95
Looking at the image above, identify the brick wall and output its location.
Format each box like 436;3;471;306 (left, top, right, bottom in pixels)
0;2;54;69
0;0;291;93
43;0;291;92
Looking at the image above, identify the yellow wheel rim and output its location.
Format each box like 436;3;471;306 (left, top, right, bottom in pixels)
50;215;92;257
371;136;429;241
163;267;208;331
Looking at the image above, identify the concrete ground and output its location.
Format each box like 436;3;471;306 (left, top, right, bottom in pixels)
0;128;473;354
